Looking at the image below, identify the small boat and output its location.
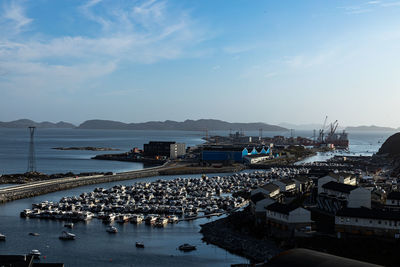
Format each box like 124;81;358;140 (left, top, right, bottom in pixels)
64;222;74;228
135;242;144;248
59;231;76;240
29;232;40;236
29;249;41;259
0;233;6;241
106;226;118;233
178;243;196;251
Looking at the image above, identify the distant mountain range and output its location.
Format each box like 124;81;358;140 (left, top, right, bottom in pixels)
1;119;398;132
77;119;288;131
0;119;75;128
345;125;398;132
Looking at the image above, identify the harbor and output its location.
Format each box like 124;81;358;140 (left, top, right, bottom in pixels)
0;173;249;267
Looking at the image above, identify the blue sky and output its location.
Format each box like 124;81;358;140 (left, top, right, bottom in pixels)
1;0;400;126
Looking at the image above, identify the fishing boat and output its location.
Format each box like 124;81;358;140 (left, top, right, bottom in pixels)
59;231;76;240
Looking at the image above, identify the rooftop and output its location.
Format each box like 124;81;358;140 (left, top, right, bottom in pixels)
387;191;400;200
336;207;400;221
322;181;358;194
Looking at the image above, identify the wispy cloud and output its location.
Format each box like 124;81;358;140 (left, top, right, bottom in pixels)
0;0;210;96
1;0;32;34
339;0;400;14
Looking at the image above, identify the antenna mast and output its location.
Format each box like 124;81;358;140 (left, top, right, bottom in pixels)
27;126;37;173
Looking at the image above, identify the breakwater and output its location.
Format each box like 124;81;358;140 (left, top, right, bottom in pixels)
0;167;161;203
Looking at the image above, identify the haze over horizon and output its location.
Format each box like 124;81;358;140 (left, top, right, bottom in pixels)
1;0;400;127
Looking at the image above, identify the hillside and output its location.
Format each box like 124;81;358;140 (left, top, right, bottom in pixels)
78;119;288;131
377;132;400;156
0;119;76;128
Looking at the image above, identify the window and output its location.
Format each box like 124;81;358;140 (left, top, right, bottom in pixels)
378;221;381;224
355;218;358;223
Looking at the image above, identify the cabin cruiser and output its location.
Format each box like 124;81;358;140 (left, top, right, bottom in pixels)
106;225;118;233
59;231;76;240
0;233;5;241
29;249;41;259
178;244;196;251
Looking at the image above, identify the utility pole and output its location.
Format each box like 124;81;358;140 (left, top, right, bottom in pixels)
27;126;37;173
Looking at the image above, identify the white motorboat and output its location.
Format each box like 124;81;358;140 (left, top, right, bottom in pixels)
106;225;118;233
0;233;5;241
59;231;76;240
29;249;41;259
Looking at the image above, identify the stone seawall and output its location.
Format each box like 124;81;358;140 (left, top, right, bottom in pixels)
0;170;159;203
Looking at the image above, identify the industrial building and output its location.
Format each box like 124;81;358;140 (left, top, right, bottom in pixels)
201;145;271;163
143;141;186;159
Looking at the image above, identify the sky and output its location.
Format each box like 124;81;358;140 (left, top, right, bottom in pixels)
1;0;400;127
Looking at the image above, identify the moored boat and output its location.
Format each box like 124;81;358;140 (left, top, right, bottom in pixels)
106;225;118;233
64;222;74;228
0;233;6;241
29;249;41;259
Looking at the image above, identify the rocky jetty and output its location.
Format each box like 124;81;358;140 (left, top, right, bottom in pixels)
201;211;282;263
0;171;111;184
53;147;119;151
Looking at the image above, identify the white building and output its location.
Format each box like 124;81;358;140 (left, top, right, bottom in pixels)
321;181;371;209
265;202;312;231
251;183;280;198
170;143;186;159
293;176;313;193
317;173;357;194
243;154;270;164
273;179;296;192
335;207;400;238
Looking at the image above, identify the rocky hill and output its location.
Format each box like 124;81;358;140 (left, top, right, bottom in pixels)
377;132;400;156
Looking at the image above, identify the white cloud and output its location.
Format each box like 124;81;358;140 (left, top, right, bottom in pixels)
0;0;209;96
1;0;32;34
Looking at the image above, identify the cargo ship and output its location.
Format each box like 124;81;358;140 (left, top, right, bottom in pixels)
314;118;349;149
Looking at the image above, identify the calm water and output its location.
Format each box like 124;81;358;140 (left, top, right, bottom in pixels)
0;129;205;175
0;173;248;266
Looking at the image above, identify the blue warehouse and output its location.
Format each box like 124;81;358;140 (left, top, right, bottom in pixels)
201;146;248;163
